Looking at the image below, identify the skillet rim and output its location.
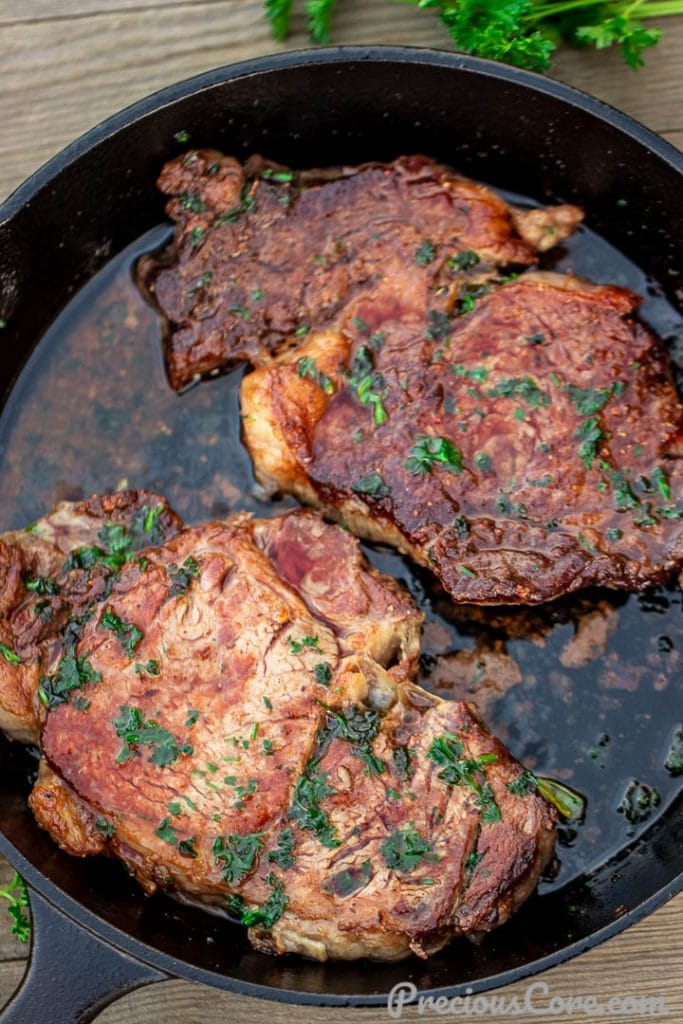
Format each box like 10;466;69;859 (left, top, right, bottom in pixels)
1;44;683;222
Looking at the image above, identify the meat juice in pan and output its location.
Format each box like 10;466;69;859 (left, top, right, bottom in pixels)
0;192;681;901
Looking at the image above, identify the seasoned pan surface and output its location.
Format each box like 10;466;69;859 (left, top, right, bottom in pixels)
0;48;681;1005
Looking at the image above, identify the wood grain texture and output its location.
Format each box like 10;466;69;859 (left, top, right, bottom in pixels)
0;2;681;1021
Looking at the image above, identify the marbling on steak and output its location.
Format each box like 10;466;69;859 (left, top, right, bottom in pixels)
0;492;555;961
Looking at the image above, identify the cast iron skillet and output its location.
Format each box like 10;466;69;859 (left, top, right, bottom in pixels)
0;47;682;1024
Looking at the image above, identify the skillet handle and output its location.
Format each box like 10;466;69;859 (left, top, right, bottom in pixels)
1;884;168;1024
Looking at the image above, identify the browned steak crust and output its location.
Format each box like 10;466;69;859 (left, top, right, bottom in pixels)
138;152;581;390
0;495;555;961
242;272;683;605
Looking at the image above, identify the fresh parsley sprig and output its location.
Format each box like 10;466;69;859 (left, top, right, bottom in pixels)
263;0;683;71
0;872;30;943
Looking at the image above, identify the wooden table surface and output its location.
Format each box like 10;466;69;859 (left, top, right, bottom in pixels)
0;2;682;1021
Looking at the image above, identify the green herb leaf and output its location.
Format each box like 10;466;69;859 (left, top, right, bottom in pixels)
0;872;29;943
405;435;463;476
415;239;436;266
288;634;320;654
380;826;438;872
99;607;143;657
167;557;200;597
351;472;390;499
297;356;334;394
0;643;21;665
306;0;338;43
323;859;373;897
113;705;193;767
314;662;332;686
213;832;264;884
268;828;297;869
290;762;340;848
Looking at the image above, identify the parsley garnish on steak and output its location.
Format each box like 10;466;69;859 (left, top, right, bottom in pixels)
213;832;264;884
380;826;439;872
113;706;193;767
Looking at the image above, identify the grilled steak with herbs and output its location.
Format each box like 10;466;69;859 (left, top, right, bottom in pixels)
0;492;555;961
138;152;581;390
242;271;683;605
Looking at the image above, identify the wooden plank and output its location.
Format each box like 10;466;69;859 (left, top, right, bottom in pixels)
94;893;683;1024
0;961;27;1017
0;0;226;23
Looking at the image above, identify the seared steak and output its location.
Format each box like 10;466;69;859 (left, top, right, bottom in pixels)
0;492;555;961
242;272;683;605
138;152;582;390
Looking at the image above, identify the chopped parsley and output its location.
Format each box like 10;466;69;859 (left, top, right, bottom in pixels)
425;309;451;341
415;239;436;266
288;634;320;654
135;659;160;676
155;817;178;844
227;872;288;929
345;344;388;425
290;762;340;848
464;850;482;881
314;662;332;686
351;472;390;499
564;381;624;415
99;608;143;657
488;375;548;409
261;167;295;183
452;364;489;382
297;356;334;395
427;732;500;823
213;832;264;884
319;702;385;775
447;250;480;271
268;828;296;869
113;705;193;767
664;728;683;775
474;452;493;473
392;746;413;780
323;860;373;897
0;643;21;665
22;573;60;595
63;505;166;575
380;826;438;872
619;779;660;825
576;416;606;468
651;466;671;501
405;435;463;476
167;557;200;597
179;191;207;213
95;817;116;838
178;837;198;858
506;768;538;796
38;653;101;710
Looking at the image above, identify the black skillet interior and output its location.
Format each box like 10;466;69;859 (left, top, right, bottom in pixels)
0;49;682;1008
